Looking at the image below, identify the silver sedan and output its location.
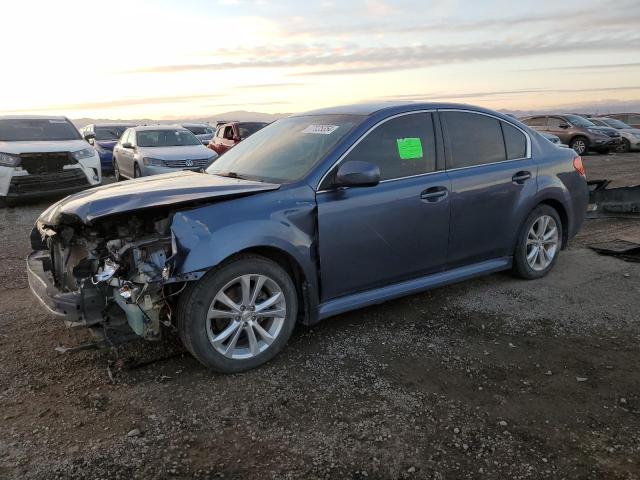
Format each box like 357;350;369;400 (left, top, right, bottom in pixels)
113;125;217;180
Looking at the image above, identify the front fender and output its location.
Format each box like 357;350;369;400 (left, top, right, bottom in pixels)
170;184;319;300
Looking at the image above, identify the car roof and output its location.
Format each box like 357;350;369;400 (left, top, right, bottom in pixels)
294;101;517;119
181;123;210;127
91;122;136;127
0;115;68;120
131;124;189;131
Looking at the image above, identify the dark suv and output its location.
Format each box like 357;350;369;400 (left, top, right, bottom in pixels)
27;103;588;373
521;114;621;155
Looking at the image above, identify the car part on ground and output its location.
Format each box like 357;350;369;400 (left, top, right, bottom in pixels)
28;102;589;373
0;116;101;205
589;239;640;263
587;180;640;218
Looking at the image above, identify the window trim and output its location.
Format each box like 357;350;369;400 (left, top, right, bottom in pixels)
316;109;439;192
439;108;532;173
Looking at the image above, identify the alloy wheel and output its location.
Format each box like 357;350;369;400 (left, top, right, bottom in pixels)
571;139;586;155
206;274;287;359
526;215;559;271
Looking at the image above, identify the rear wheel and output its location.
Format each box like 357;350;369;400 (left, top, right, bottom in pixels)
513;205;562;279
570;136;589;155
177;255;298;373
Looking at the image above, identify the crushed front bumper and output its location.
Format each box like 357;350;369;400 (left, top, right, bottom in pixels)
27;250;106;327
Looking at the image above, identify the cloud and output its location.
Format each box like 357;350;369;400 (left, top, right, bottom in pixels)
125;33;640;77
518;62;640;72
8;94;225;113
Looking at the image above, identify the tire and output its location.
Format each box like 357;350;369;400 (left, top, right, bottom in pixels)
569;136;589;156
176;255;298;373
617;139;630;153
113;157;123;181
512;205;563;280
133;163;142;179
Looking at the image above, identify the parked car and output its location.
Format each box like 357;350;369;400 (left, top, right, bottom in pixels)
520;114;621;155
588;117;640;152
607;113;640;129
27;103;588;373
112;125;217;180
207;121;268;155
182;123;215;145
80;123;133;173
540;132;563;145
0;116;101;206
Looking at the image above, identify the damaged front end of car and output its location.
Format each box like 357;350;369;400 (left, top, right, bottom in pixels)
27;209;196;348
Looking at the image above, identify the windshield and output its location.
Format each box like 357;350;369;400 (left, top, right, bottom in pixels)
565;115;595;128
184;125;212;135
207;115;362;183
238;122;268;139
137;129;201;147
602;118;631;129
95;126;129;141
0;118;81;141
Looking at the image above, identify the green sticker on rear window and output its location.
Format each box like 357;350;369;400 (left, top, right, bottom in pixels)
396;138;423;160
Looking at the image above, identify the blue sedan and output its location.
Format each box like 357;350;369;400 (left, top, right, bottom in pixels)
29;102;588;373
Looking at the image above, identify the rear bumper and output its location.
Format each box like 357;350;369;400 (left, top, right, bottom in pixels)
27;250;107;326
98;151;114;172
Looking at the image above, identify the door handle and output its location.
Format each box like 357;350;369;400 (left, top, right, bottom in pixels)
420;186;448;202
512;171;531;184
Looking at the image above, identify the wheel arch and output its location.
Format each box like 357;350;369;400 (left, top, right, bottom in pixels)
536;199;569;249
218;246;316;326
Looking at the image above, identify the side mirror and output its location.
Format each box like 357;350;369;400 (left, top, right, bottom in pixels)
559;124;569;129
84;133;95;144
122;142;134;149
233;135;241;142
335;161;380;188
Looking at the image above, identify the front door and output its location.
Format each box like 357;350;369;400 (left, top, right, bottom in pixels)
316;112;450;301
440;110;538;268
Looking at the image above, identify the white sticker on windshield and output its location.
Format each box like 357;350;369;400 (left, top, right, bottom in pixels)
302;124;340;135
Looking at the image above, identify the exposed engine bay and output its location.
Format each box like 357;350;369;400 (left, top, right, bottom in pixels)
32;210;187;346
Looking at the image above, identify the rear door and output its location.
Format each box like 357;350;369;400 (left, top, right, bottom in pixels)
440;110;537;268
316;111;451;300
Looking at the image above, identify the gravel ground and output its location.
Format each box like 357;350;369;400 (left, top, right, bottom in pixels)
1;152;639;480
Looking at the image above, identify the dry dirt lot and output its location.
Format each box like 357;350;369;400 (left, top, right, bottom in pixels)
1;153;639;480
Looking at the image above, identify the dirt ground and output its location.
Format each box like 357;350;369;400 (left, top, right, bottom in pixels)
1;152;639;480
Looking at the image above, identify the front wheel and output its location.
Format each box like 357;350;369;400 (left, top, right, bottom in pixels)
113;158;123;181
513;205;563;279
617;139;631;153
133;163;142;178
177;255;298;373
570;136;589;155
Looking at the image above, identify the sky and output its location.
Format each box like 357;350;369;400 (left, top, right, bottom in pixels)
1;0;639;119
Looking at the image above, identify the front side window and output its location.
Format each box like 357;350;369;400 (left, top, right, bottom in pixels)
136;129;200;147
443;111;506;168
602;118;630;129
207;114;361;183
0;118;81;141
336;112;436;182
564;115;594;128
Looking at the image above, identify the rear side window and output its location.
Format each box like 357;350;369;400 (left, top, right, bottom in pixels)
443;112;505;168
547;117;565;128
523;116;545;127
501;122;527;160
341;112;436;181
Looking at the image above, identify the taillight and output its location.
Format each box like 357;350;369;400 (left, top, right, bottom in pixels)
573;156;585;177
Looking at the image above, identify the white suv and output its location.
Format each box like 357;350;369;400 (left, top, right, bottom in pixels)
0;116;101;206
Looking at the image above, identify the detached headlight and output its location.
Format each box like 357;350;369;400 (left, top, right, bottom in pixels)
72;148;96;160
0;152;20;167
143;157;166;166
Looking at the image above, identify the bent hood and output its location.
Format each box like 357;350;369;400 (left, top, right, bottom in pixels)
38;171;280;225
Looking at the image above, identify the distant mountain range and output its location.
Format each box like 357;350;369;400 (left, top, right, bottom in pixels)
72;110;288;128
71;100;640;128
